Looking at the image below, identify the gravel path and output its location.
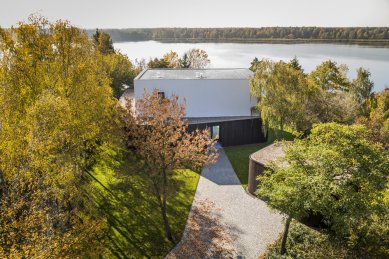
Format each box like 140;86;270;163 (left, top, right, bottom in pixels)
168;148;284;259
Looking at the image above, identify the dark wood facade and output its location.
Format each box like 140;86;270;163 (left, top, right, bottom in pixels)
187;117;265;147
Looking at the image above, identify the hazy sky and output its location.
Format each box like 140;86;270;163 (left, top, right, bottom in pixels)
1;0;389;28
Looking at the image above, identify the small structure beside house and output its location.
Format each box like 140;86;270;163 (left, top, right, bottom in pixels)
248;143;287;194
134;68;265;146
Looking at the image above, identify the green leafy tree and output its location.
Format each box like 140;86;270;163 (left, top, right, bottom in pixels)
103;52;136;98
288;57;304;73
249;57;261;72
351;67;374;116
147;57;170;68
309;60;350;91
93;28;115;55
180;53;191;68
307;60;358;124
0;16;121;257
257;123;388;255
250;59;312;135
93;29;136;98
308;89;358;124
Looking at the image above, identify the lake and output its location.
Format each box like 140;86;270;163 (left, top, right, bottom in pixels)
114;41;389;92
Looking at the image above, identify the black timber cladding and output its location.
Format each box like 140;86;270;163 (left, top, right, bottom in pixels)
187;117;265;147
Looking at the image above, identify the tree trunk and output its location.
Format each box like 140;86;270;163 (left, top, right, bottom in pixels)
280;116;284;137
161;169;176;244
161;201;175;244
151;168;176;244
280;216;292;255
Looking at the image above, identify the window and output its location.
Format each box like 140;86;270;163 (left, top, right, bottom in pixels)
212;125;220;140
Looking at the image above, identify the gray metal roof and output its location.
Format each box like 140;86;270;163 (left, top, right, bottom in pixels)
136;68;252;80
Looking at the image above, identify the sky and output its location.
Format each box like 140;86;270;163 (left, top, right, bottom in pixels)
1;0;389;28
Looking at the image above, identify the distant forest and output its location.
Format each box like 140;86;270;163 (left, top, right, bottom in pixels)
86;27;389;44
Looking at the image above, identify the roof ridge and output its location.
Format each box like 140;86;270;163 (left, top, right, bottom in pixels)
146;68;248;70
136;68;252;80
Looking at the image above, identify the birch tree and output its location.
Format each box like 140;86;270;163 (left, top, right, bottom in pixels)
249;59;312;135
186;48;210;69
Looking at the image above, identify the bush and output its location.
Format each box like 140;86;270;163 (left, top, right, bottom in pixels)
263;221;358;259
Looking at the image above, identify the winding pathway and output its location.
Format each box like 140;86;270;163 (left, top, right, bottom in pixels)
168;148;284;258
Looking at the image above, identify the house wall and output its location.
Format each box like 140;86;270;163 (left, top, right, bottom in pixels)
134;79;257;117
187;118;265;147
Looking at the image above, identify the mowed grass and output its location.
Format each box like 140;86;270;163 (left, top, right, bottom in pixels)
224;143;269;188
223;129;294;188
90;155;200;258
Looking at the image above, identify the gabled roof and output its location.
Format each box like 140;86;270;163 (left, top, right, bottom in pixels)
135;68;252;80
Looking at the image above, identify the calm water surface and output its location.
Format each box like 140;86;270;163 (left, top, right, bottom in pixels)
115;41;389;91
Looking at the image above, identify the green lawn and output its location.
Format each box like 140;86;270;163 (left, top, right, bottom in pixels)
223;129;294;188
90;156;200;258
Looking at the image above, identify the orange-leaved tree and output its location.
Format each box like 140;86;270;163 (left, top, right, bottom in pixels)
121;90;218;243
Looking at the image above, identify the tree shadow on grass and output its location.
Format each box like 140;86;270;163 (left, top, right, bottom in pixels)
91;157;200;258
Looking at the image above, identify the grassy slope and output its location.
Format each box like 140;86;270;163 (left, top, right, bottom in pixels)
224;129;294;188
91;156;199;258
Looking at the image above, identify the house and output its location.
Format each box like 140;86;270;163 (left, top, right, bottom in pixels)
134;68;265;146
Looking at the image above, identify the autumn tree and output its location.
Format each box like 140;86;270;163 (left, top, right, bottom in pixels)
134;58;147;74
0;17;121;257
146;49;210;69
121;90;217;243
163;50;181;68
359;89;389;149
186;48;210;69
257;123;388;255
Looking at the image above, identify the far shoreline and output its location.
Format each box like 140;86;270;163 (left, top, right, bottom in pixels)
112;38;389;47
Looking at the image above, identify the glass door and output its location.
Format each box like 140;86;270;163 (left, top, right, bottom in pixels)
212;125;220;140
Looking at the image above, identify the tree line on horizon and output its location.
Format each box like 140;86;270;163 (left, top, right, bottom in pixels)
86;27;389;42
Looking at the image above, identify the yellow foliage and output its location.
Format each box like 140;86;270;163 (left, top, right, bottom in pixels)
0;16;121;256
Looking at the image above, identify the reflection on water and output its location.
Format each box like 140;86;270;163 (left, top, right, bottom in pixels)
115;41;389;92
